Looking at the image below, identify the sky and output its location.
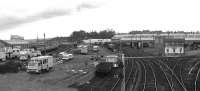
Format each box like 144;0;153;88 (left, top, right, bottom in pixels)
0;0;200;40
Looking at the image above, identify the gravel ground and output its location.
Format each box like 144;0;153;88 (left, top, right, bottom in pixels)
0;51;97;91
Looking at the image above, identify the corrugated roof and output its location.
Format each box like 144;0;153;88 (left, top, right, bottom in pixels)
164;38;185;43
5;40;30;44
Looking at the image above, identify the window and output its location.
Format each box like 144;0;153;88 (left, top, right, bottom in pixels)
166;49;169;53
42;60;45;64
180;48;182;53
173;48;176;53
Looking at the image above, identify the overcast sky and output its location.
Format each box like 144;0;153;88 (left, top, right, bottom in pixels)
0;0;200;40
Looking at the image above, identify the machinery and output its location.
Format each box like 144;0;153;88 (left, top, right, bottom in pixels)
27;56;53;73
19;48;42;61
95;55;123;76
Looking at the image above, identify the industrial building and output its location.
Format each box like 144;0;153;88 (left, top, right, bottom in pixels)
5;35;30;49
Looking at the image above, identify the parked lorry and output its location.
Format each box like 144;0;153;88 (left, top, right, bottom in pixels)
27;56;53;73
0;51;6;61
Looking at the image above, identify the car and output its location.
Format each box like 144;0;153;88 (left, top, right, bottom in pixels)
59;52;74;60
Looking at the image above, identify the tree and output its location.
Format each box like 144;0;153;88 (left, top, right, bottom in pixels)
88;31;99;39
69;30;87;42
99;29;115;39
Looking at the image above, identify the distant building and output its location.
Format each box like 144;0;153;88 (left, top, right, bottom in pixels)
10;35;24;40
83;39;111;44
0;40;9;48
5;35;30;49
164;38;185;56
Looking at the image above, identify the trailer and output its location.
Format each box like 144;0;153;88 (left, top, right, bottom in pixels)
27;56;53;73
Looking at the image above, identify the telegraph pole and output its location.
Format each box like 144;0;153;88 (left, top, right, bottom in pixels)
121;53;125;91
44;33;46;55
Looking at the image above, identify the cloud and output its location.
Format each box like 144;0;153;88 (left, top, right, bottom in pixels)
32;9;71;19
76;3;99;11
0;9;71;31
0;1;101;31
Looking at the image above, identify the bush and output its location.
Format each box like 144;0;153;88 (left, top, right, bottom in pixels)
0;61;21;74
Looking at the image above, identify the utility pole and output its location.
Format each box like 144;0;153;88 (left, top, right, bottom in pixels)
121;53;125;91
44;33;46;55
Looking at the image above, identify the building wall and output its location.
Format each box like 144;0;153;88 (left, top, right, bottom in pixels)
10;35;24;40
165;46;184;54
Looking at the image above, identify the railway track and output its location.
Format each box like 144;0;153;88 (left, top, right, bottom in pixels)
154;59;187;91
122;46;200;91
125;59;138;91
139;60;158;91
150;59;173;91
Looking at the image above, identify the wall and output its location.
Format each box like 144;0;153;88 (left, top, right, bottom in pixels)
165;46;184;54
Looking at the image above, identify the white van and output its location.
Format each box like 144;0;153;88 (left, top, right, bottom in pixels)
93;45;99;51
27;56;53;73
59;52;73;60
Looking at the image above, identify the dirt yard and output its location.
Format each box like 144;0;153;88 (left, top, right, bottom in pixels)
0;46;110;91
